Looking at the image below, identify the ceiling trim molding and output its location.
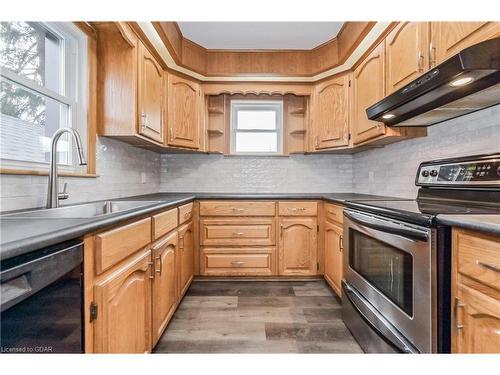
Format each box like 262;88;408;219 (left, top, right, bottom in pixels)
137;21;392;82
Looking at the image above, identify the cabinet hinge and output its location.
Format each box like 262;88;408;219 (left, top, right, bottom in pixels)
317;225;320;232
89;302;98;322
317;262;320;271
348;133;352;141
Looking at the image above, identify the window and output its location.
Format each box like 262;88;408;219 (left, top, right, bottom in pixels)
231;100;283;155
0;22;88;172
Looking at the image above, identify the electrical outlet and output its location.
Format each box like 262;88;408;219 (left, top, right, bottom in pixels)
140;172;147;184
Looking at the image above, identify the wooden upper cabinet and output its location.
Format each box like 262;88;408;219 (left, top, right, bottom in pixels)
324;220;343;297
93;249;152;353
151;231;178;346
178;220;194;297
278;217;318;276
312;74;349;150
138;42;164;143
386;22;429;94
167;73;200;149
351;41;386;145
430;22;500;67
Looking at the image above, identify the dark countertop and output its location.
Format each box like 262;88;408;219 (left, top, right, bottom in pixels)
0;192;398;261
437;214;500;236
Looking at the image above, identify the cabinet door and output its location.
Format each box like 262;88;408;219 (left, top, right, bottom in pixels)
454;285;500;353
151;230;178;346
430;22;500;67
386;22;429;94
167;74;200;149
279;217;317;276
352;41;386;144
94;249;152;353
324;220;343;297
312;74;349;150
138;42;163;143
178;220;194;297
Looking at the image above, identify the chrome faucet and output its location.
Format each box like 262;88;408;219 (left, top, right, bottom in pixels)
46;128;87;208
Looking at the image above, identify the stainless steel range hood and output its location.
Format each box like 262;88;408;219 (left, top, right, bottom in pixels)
366;38;500;127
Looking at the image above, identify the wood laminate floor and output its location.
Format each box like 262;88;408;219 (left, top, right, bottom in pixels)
154;280;363;353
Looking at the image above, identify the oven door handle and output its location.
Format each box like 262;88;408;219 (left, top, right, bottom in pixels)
344;210;429;241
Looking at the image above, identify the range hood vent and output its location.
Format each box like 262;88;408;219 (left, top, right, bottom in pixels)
367;38;500;127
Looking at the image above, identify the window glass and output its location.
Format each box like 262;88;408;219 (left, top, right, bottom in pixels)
0;22;86;170
231;101;282;155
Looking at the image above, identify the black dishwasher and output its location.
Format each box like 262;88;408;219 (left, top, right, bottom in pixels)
0;240;84;353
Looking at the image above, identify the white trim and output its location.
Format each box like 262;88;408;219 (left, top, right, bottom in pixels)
0;22;88;172
137;21;391;83
230;100;283;155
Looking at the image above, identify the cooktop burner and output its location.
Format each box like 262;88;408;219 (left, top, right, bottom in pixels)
345;198;500;227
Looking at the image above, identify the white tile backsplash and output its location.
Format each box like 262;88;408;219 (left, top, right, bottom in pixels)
160;153;353;193
0;137;161;212
2;106;499;211
352;105;500;198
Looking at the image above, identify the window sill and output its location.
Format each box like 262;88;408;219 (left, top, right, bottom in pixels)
0;168;99;178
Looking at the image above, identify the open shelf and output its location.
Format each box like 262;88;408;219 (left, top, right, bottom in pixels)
207;129;224;135
208;107;224;115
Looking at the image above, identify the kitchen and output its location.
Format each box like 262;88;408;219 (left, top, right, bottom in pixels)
0;0;499;372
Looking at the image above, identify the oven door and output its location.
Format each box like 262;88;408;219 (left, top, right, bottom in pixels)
343;209;435;353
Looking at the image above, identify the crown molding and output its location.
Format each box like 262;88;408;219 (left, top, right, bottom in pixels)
137;21;391;82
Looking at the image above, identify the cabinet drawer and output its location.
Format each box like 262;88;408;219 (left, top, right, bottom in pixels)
95;218;151;274
200;218;276;246
152;208;178;240
178;202;194;225
325;202;344;225
279;201;318;216
455;229;500;291
201;248;275;276
199;201;275;217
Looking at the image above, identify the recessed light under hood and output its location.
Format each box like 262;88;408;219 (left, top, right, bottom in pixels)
366;38;500;127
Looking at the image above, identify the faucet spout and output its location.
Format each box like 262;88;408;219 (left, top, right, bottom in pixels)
46;128;87;209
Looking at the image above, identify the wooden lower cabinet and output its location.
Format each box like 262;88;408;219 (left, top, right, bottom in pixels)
151;230;178;346
451;228;500;354
178;220;194;297
324;220;343;296
278;217;318;276
454;285;500;353
93;248;152;353
201;247;275;276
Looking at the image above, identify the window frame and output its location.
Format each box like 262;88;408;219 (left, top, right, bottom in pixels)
230;100;284;156
0;22;90;175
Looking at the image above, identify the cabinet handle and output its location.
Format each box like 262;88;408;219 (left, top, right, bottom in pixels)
155;255;162;274
231;261;245;266
179;235;185;249
170;127;174;141
429;42;436;68
339;235;343;252
141;112;147;128
148;261;155;279
453;297;465;331
417;51;424;72
328;210;337;215
232;232;244;237
314;136;319;147
280;224;284;238
476;260;499;273
184;211;191;218
232;208;244;213
291;207;306;212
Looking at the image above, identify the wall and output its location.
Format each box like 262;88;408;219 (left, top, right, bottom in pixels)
0;137;161;211
160;153;353;193
352;105;500;198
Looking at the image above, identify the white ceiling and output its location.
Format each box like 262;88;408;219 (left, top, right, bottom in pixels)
177;22;344;50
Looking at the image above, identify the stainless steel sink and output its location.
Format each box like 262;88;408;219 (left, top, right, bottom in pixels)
2;200;163;219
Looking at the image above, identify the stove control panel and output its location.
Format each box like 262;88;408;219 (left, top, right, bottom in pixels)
416;153;500;187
